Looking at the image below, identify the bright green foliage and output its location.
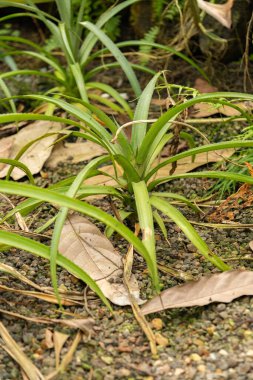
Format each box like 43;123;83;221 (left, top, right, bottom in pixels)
0;0;207;113
1;84;253;304
0;0;141;112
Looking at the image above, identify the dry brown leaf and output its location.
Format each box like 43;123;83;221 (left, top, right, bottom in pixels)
197;0;234;28
156;149;233;178
0;322;44;380
191;101;253;118
0;120;62;179
249;241;253;252
0;263;85;304
0;307;95;332
59;215;142;306
84;149;234;191
45;141;106;168
46;332;81;380
0;193;29;231
44;329;54;349
141;270;253;315
0;284;82;306
53;331;69;368
0;262;44;291
207;183;253;223
194;78;218;93
0;136;13;170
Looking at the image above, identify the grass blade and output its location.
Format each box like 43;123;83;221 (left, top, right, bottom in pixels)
0;181;158;290
0;230;111;310
149;171;253;190
150;196;230;271
131;72;161;152
81;21;141;97
132;181;158;285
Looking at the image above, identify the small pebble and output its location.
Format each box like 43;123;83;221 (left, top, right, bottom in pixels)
190;353;202;362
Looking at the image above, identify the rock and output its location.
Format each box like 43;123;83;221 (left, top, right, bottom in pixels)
174;368;184;376
219;360;229;370
219;311;229;319
151;318;163;330
216;304;226;312
197;364;206;373
101;356;113;365
117;368;131;377
209;353;217;361
155;333;169;347
219;349;229;356
190;353;202;362
246;350;253;357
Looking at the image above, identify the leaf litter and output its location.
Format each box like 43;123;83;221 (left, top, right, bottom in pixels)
0;120;62;180
59;214;143;306
141;270;253;315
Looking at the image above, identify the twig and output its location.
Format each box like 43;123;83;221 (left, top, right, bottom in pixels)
123;225;157;356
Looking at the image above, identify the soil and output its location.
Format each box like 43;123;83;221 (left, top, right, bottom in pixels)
1;158;253;380
1;17;253;380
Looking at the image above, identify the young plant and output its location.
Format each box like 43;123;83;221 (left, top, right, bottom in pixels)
0;0;206;115
0;0;141;116
1;75;253;305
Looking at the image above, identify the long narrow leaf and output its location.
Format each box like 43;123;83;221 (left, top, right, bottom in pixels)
131;72;161;152
0;159;34;184
0;181;159;290
149;171;253;190
80;0;140;65
133;182;157;276
150;196;230;271
81;21;141;97
50;156;110;303
146;140;253;183
138;92;253;165
0;230;111;309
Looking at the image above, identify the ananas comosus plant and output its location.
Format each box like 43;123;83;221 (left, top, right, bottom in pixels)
0;73;253;308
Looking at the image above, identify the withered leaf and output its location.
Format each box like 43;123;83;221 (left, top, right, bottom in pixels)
197;0;234;29
85;149;234;191
0;120;62;179
194;78;218;93
45;141;106;168
141;270;253;315
192;101;253;118
59;215;143;306
0;322;44;380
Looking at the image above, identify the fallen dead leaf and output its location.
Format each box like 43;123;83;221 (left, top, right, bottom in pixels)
53;331;69;368
59;215;143;306
0;284;83;306
0;307;95;333
0;322;44;380
0;137;13;170
45;141;106;168
44;329;54;349
0;120;62;180
197;0;234;29
207;182;253;223
194;78;218;93
46;332;81;380
85;149;234;190
141;270;253;315
191;101;253;118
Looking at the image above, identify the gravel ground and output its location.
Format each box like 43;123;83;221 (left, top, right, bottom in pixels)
0;160;253;380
